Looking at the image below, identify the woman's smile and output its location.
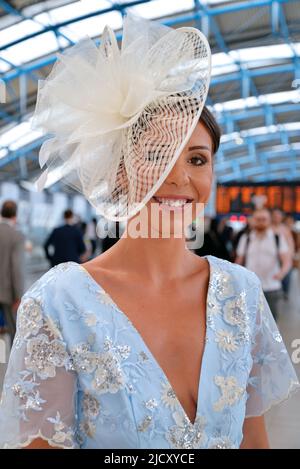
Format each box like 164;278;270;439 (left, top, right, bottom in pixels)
151;195;194;212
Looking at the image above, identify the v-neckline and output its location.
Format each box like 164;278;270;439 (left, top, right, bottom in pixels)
77;255;214;427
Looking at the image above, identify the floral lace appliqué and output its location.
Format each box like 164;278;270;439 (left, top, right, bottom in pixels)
213;376;245;412
25;334;70;379
208;436;236;449
17;298;43;339
47;411;76;446
215;330;238;353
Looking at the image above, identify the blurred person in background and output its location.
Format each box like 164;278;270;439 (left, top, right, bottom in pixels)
232;215;252;259
86;217;98;257
194;216;231;261
218;216;234;260
80;221;93;262
101;221;121;253
236;208;291;321
284;213;297;240
44;209;86;267
284;214;299;265
272;209;295;300
0;200;25;344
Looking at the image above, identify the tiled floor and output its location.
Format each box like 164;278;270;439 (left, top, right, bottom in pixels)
264;269;300;449
1;265;299;448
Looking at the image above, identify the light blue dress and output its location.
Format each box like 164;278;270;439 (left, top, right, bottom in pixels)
0;255;299;449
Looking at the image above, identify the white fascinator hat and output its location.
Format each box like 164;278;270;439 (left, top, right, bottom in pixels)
32;13;211;221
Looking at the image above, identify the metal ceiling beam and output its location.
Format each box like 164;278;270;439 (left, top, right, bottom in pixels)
0;0;152;50
221;129;300;151
215;103;300;126
0;0;24;18
1;123;299;170
0;0;299;182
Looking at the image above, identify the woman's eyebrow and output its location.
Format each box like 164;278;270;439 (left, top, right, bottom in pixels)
188;145;210;151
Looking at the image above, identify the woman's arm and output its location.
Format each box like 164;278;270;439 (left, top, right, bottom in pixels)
24;438;60;449
240;415;270;449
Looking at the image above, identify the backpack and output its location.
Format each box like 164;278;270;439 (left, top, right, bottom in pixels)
243;232;281;268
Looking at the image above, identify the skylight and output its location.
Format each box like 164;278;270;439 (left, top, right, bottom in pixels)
213;90;300;113
0;119;43;155
220;122;300;143
0;19;43;48
127;0;195;19
34;0;112;26
59;11;122;42
0;2;299;79
1;32;69;66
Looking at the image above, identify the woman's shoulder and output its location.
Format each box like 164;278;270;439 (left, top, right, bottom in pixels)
20;262;86;322
24;261;82;299
207;255;261;293
16;262;98;341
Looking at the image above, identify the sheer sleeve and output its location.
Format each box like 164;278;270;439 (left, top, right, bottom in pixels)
245;283;300;417
0;278;79;449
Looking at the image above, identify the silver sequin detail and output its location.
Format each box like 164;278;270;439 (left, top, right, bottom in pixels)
116;345;131;360
11;373;47;419
161;382;178;410
82;393;101;419
17;298;43;339
223;292;250;344
138;415;152;432
12;383;26;399
208;436;236;449
23;391;46;411
273;331;283;343
70;343;98;373
139;351;149;362
211;270;234;300
25;334;70;379
92;351;127;394
166;412;207;449
145;398;158;410
79;420;97;438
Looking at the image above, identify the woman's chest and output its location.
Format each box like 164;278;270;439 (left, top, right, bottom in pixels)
82;270;209;422
63;262;254;448
69;299;249;450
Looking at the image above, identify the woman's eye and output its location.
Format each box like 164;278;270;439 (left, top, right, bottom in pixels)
188;155;208;166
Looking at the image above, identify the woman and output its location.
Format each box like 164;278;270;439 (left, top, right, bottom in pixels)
0;15;299;450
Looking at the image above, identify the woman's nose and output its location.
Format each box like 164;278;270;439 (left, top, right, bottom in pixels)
164;161;190;187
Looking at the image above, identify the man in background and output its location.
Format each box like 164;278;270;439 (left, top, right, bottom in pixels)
0;200;25;344
272;208;295;300
235;208;291;321
44;209;86;267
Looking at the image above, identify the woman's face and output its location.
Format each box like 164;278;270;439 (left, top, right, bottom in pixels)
145;121;214;236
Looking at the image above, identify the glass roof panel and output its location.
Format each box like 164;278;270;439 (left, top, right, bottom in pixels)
0;19;43;48
33;0;112;25
59;11;122;41
127;0;195;19
1;31;68;65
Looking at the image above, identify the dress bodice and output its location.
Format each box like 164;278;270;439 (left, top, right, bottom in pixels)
0;256;299;449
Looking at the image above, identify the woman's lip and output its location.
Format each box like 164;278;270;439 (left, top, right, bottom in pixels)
152;196;194;202
150;196;194;212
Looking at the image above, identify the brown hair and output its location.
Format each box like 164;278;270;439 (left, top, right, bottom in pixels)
1;200;17;219
64;209;73;220
199;106;221;155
